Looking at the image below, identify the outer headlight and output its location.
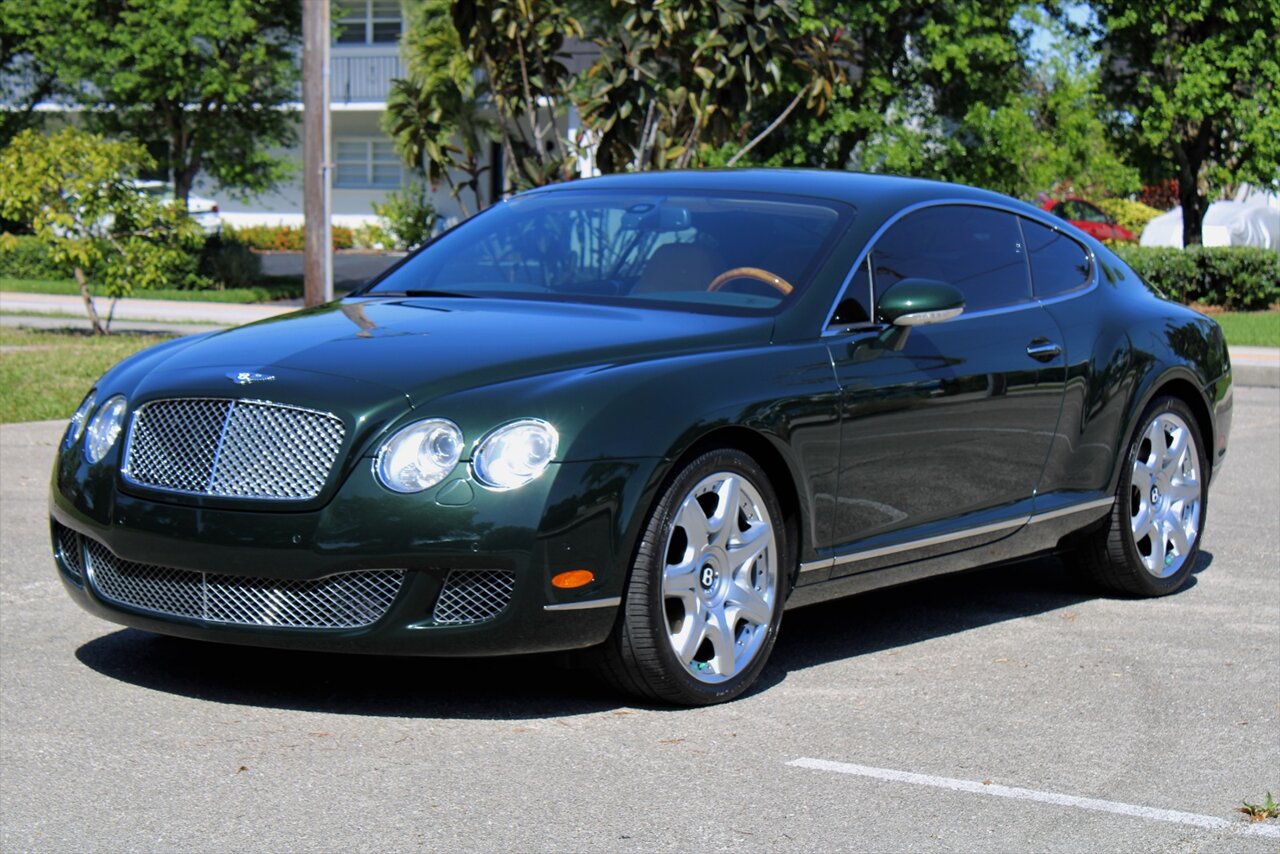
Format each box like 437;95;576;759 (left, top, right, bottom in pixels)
472;419;559;490
84;395;128;464
65;389;97;449
374;418;464;493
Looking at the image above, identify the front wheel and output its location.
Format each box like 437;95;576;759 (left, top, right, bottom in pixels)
1076;396;1208;596
600;449;789;705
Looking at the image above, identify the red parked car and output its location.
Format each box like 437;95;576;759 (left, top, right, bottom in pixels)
1042;197;1136;242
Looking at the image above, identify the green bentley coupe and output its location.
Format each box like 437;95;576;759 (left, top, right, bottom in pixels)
50;170;1232;705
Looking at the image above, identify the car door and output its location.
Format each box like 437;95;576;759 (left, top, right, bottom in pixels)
821;204;1067;576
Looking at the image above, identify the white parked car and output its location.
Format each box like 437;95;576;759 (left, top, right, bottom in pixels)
1140;184;1280;250
129;180;221;235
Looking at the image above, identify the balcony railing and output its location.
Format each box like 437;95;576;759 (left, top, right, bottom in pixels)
331;53;402;104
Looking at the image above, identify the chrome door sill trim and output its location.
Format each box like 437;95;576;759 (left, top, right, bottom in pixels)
543;596;622;612
799;497;1116;575
1028;497;1115;524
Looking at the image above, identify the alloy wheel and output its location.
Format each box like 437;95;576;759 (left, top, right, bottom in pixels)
1129;412;1202;579
660;471;779;683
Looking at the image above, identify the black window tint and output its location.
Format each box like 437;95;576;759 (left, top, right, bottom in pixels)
1022;218;1091;297
829;257;871;326
872;205;1030;314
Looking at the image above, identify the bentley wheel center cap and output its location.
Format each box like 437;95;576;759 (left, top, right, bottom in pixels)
699;563;719;592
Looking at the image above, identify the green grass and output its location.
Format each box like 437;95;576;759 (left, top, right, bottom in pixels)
0;276;302;303
1210;311;1280;347
0;327;174;423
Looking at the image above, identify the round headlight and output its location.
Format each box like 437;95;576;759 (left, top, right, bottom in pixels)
65;389;97;449
472;419;559;490
84;395;128;464
374;418;464;493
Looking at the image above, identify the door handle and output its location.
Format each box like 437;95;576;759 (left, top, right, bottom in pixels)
1026;339;1062;362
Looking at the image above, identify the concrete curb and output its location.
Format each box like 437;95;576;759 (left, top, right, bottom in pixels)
1229;346;1280;389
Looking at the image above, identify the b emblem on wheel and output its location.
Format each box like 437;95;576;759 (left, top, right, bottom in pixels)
700;565;717;590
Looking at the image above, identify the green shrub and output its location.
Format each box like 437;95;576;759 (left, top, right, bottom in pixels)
373;183;438;250
197;234;262;289
1094;198;1164;238
1112;245;1280;310
353;221;393;249
0;233;74;279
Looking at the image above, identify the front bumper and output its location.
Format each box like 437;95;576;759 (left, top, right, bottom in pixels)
51;455;661;657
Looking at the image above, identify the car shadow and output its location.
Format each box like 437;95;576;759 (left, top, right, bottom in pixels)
75;551;1213;717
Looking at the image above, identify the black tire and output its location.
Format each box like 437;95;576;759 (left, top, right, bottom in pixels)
1076;395;1208;596
598;448;790;705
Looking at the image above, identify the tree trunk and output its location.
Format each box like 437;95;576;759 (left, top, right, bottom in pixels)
1178;180;1205;249
1171;141;1204;247
73;267;107;335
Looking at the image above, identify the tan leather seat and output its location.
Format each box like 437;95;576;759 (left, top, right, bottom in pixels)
632;243;723;293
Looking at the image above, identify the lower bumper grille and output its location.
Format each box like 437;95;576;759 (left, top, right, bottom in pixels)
433;570;515;624
82;538;404;629
55;523;83;579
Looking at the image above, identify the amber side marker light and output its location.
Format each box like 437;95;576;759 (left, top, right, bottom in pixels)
552;570;595;589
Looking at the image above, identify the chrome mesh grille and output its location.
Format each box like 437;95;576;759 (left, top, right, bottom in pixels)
122;398;345;501
83;538;404;629
432;570;515;624
55;523;83;578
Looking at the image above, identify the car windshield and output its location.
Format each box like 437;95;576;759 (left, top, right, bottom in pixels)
359;190;853;314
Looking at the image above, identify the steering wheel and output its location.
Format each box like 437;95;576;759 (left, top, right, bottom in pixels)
707;266;795;296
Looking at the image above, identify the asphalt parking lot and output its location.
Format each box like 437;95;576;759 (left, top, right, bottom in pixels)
2;387;1276;853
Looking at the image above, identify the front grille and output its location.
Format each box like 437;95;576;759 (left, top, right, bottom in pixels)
55;523;83;578
432;570;515;624
122;398;345;501
83;538;404;629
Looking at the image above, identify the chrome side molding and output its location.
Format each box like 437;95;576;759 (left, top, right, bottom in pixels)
799;497;1116;575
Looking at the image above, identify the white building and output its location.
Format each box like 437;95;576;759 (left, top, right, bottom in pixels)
216;0;488;229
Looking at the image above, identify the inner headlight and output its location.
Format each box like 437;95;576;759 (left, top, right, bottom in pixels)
65;389;97;449
472;419;559;490
84;395;128;464
374;418;464;493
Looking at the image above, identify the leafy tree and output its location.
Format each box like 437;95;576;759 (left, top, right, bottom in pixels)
1092;0;1280;245
0;6;62;147
575;0;847;172
0;129;205;334
451;0;585;189
385;0;496;216
17;0;301;204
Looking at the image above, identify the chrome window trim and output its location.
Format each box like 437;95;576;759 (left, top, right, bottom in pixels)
798;496;1116;575
543;596;622;612
821;198;1098;336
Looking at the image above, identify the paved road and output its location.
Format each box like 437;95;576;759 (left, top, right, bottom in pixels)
257;250;405;289
1;389;1277;852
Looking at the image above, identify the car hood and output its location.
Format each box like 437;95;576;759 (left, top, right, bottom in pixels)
140;297;774;406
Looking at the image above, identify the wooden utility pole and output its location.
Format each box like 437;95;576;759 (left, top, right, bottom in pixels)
302;0;332;306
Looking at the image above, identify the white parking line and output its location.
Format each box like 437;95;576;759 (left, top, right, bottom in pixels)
788;757;1280;839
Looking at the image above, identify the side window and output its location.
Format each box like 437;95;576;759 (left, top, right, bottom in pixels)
828;256;871;326
1022;218;1092;297
1076;202;1109;224
871;205;1030;315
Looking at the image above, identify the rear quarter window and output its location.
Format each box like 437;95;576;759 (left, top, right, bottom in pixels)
1021;218;1092;298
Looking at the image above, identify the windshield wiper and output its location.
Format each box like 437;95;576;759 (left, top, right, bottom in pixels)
358;289;474;299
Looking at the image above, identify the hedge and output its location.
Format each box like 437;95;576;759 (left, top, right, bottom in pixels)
0;234;74;279
1111;245;1280;310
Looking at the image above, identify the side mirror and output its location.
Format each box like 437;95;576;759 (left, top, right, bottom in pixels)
878;278;965;326
875;278;965;352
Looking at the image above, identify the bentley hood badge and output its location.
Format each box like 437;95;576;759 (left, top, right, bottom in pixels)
227;370;276;385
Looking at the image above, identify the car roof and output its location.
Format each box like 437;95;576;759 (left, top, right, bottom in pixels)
523;168;1032;213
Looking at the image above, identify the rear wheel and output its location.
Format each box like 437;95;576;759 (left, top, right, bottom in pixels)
600;449;788;705
1077;396;1207;596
